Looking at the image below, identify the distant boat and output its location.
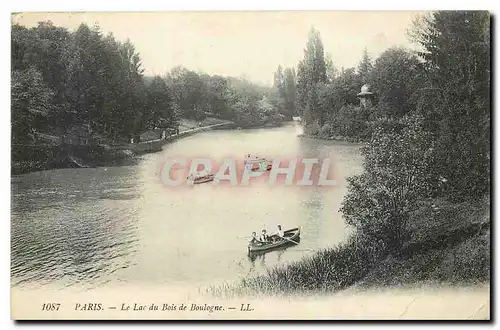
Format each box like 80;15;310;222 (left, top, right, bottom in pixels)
187;171;215;185
192;174;214;184
247;227;301;254
244;156;272;171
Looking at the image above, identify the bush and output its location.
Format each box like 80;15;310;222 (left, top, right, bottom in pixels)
340;115;438;250
304;120;321;135
319;123;332;138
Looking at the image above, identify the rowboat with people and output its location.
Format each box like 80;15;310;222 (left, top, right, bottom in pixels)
244;154;273;171
247;227;301;254
187;171;215;184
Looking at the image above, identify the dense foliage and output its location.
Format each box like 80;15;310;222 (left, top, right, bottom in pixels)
212;11;490;296
282;14;490;250
268;11;490;252
339;11;491;251
11;21;287;148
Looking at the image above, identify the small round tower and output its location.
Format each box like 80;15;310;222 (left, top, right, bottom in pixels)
357;84;374;108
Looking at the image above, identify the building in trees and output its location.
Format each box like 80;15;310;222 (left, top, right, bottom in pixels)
357;84;374;108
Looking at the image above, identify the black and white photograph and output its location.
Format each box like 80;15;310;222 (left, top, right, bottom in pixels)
9;10;491;320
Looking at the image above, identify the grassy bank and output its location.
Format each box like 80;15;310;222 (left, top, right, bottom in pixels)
209;197;490;298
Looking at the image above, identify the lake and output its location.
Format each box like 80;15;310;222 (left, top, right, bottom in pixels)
11;122;363;291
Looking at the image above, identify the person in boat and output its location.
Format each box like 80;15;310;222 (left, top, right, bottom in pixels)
244;155;253;171
273;224;285;242
276;225;285;238
244;154;251;168
260;229;270;243
249;232;260;245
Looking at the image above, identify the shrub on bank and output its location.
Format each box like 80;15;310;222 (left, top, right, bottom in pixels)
341;116;438;252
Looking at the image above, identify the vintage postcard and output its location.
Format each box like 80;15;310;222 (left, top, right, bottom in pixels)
10;10;491;320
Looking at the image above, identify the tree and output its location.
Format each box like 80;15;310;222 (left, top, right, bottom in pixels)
283;67;297;117
144;76;174;130
12;22;73;128
325;53;338;83
11;67;55;143
296;27;328;125
305;28;327;84
272;65;286;115
205;75;230;117
296;60;308;116
273;65;284;90
271;65;297;119
341;115;438;250
409;11;491;201
331;67;361;107
367;47;421;118
11;22;152;143
65;23;105;130
357;48;373;84
166;67;205;120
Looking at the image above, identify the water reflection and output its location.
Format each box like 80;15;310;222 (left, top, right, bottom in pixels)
247;252;267;268
247;242;298;268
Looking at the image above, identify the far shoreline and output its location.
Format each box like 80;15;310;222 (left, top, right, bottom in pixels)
11;119;292;176
297;132;364;145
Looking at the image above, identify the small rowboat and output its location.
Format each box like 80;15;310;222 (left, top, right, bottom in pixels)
251;162;273;171
245;157;272;172
248;227;301;253
188;173;215;184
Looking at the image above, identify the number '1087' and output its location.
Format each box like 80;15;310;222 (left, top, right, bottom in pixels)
41;303;60;311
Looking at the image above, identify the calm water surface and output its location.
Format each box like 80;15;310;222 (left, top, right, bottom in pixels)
11;123;363;290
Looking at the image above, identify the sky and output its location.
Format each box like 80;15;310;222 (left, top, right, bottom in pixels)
12;11;427;86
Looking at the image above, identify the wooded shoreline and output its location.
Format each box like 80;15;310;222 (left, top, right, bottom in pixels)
11;121;239;175
11;120;294;175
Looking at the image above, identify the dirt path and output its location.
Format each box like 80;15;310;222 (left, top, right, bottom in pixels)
138;122;233;145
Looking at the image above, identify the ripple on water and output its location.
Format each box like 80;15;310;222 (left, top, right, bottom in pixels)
11;179;141;289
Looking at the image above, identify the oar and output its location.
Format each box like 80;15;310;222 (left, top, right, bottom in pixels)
280;235;300;245
278;226;303;244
